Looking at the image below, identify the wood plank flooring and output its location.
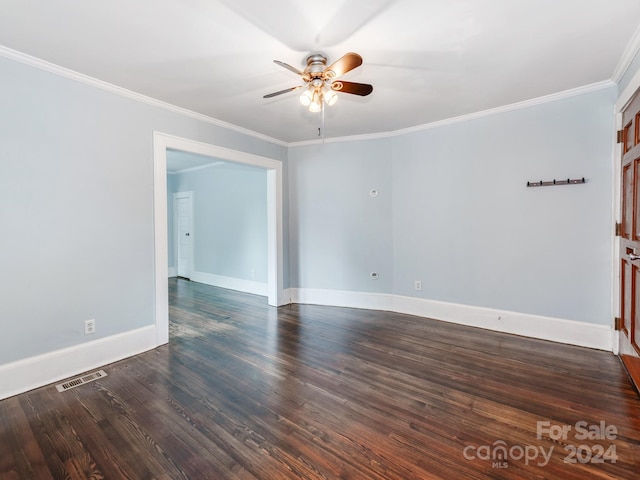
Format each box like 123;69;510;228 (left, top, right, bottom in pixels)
622;354;640;394
1;278;640;479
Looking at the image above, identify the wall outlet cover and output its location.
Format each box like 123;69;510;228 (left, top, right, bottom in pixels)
84;319;96;335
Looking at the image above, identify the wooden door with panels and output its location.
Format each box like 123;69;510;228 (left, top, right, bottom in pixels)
619;87;640;388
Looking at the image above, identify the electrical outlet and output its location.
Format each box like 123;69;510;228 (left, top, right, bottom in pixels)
414;280;422;291
251;269;256;279
85;319;96;335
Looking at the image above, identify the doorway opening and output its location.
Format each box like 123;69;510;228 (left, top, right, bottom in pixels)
173;190;193;280
153;132;284;346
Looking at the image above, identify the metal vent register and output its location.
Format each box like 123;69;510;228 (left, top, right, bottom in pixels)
55;370;107;392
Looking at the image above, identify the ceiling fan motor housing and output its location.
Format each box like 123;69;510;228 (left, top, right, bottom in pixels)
305;54;329;80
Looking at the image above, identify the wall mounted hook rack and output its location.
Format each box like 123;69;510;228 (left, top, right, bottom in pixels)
526;177;586;187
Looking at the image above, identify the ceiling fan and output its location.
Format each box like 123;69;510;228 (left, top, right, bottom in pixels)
264;52;373;112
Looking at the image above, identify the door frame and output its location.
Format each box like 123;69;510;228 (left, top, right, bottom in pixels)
615;71;640;355
153;132;285;346
173;190;194;280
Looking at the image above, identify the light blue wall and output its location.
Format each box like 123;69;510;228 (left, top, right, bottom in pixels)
288;87;617;325
0;48;620;367
170;161;268;283
288;140;394;292
392;87;616;324
0;56;285;364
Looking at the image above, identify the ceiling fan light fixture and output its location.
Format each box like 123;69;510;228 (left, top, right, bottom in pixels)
307;90;322;112
324;88;338;106
299;88;313;106
309;97;322;113
265;52;372;115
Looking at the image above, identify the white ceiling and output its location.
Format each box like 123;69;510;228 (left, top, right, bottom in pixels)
1;0;639;144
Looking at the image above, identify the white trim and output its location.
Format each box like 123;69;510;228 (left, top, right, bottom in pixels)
619;330;638;356
612;24;640;84
289;81;617;147
158;133;284;170
266;168;283;303
153;132;286;357
0;326;156;401
153;136;170;346
0;46;287;148
168;267;177;277
288;288;613;351
290;288;391;311
191;271;268;297
0;45;618;148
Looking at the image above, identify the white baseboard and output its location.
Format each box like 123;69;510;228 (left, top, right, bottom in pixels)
286;288;613;351
0;325;158;401
168;267;177;277
191;271;268;296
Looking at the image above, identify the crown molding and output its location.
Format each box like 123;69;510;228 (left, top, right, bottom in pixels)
389;80;616;136
0;46;288;148
289;80;617;147
0;45;619;150
288;130;396;148
612;23;640;84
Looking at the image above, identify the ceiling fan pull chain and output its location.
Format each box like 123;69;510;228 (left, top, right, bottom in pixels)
321;101;326;143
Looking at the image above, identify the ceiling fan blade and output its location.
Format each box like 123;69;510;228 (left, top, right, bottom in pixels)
325;52;363;79
274;60;304;76
331;81;373;96
263;86;303;98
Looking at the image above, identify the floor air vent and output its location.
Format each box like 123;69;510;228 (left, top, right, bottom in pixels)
55;370;107;392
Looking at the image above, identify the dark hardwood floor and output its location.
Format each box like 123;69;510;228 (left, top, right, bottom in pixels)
2;278;640;479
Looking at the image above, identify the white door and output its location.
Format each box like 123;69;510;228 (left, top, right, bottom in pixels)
175;192;193;279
